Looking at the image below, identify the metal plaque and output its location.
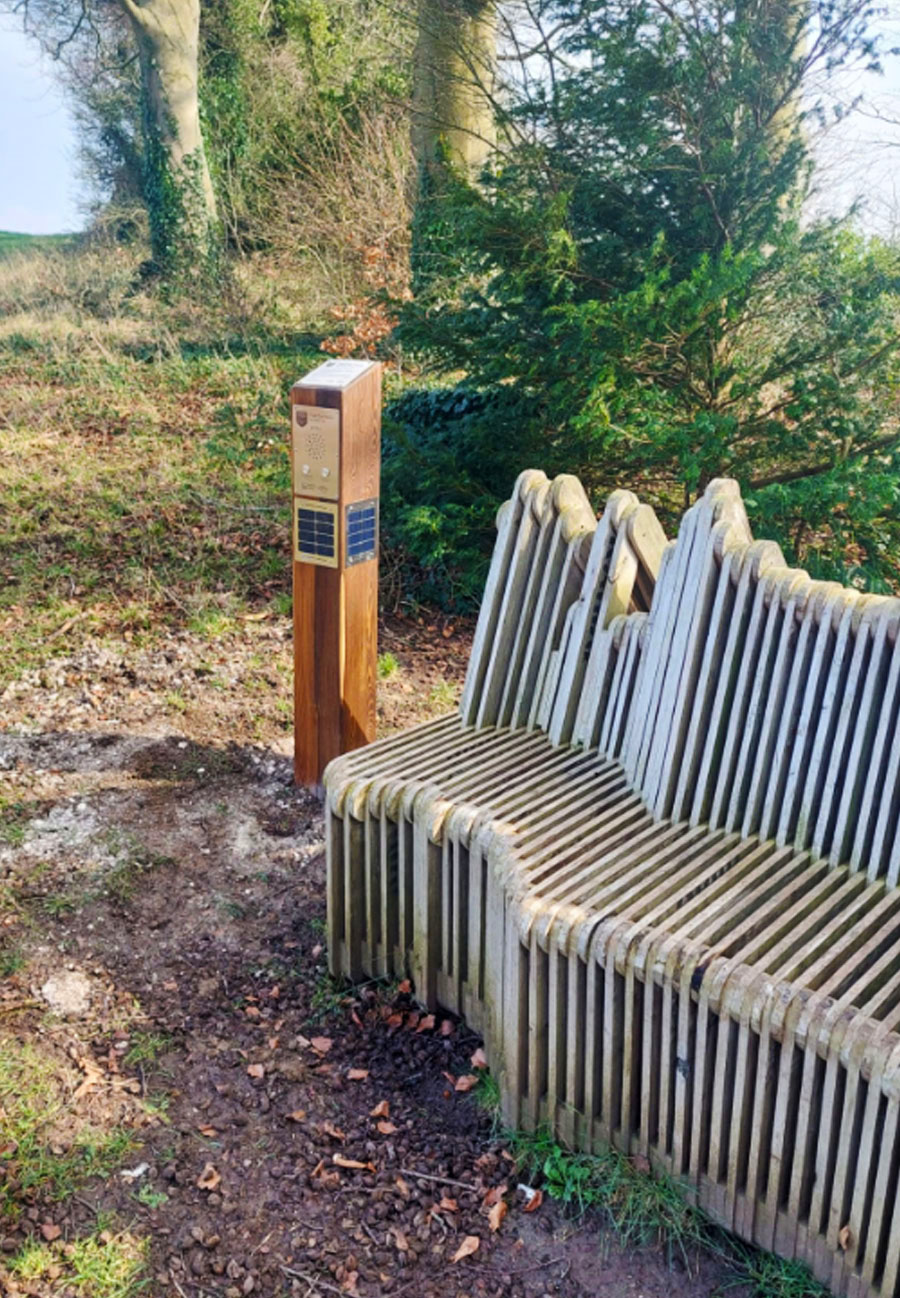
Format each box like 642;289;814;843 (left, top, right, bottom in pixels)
293;405;340;501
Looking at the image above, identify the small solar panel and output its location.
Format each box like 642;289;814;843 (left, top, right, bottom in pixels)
346;499;378;566
294;501;338;568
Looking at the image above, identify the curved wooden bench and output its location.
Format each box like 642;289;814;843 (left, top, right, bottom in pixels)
324;472;900;1298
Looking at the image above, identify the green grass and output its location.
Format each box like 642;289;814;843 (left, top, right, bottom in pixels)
502;1121;829;1298
0;796;38;846
429;678;457;709
0;945;25;977
123;1031;173;1070
134;1184;168;1209
0;247;324;687
0;231;75;258
474;1069;501;1115
377;651;400;679
0;1038;135;1218
508;1124;707;1258
7;1230;148;1297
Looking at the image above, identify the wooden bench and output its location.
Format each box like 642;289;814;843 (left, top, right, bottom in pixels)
324;472;900;1298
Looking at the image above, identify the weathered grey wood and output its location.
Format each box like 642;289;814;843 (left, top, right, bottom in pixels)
323;470;900;1298
460;469;544;725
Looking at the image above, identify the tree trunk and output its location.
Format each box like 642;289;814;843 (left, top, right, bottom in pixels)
118;0;217;275
411;0;496;287
412;0;496;176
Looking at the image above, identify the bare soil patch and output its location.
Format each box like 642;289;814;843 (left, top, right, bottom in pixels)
1;621;740;1298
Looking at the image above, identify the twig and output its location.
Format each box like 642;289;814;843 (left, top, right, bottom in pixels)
170;1275;216;1298
279;1266;343;1295
467;1254;570;1278
47;613;85;642
250;1228;274;1257
359;1221;380;1247
0;1000;42;1016
397;1168;477;1192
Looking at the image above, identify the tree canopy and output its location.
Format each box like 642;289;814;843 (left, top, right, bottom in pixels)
389;0;900;596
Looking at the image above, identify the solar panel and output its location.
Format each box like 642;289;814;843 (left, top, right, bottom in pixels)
294;501;338;568
346;499;378;566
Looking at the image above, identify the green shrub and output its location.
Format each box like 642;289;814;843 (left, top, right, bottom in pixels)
396;0;900;591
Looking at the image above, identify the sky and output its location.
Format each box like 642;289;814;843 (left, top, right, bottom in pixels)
1;6;900;237
0;11;84;234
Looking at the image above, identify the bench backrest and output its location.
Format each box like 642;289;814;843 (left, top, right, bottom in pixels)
460;469;665;733
462;472;900;881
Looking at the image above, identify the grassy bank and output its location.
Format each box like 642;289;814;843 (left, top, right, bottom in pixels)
0;231;75;257
0;237;337;688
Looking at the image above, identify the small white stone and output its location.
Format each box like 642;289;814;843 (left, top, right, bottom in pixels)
41;970;92;1017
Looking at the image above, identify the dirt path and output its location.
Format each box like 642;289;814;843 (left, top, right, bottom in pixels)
0;621;740;1298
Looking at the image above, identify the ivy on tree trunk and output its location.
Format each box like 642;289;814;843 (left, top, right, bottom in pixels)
120;0;218;277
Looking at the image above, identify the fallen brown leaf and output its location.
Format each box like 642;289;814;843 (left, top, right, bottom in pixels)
389;1227;409;1252
346;1068;369;1081
451;1235;480;1263
416;1014;436;1033
286;1110;307;1123
385;1013;404;1030
322;1121;346;1143
395;1176;410;1198
370;1100;390;1118
438;1197;458;1213
376;1121;398;1135
40;1223;61;1242
488;1200;507;1233
397;980;411;994
246;1063;265;1079
522;1188;543;1213
311;1160;341;1190
197;1124;218;1138
196;1164;221;1191
333;1154;376;1172
310;1037;333;1056
72;1057;104;1102
482;1183;507;1208
470;1047;488;1070
455;1074;479;1092
839;1225;854;1251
